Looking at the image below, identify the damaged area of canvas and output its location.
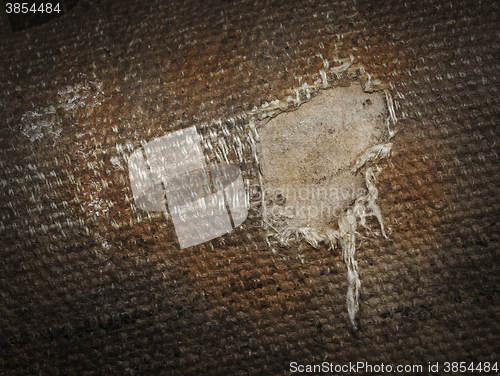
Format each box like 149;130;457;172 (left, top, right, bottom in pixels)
189;61;398;328
254;82;397;328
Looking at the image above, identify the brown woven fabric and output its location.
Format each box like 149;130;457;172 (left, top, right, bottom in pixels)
1;0;499;375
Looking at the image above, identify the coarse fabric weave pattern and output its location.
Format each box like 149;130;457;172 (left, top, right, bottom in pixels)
0;0;499;375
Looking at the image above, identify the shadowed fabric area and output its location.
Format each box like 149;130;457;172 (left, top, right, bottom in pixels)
0;0;499;374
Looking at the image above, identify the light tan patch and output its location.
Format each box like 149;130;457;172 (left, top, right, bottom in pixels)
258;82;388;230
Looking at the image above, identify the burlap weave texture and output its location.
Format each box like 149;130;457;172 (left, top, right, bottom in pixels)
0;0;499;374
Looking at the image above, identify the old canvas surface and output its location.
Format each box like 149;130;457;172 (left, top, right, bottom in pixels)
0;0;499;375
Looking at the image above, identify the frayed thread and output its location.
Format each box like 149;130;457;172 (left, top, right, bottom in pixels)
296;167;385;329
